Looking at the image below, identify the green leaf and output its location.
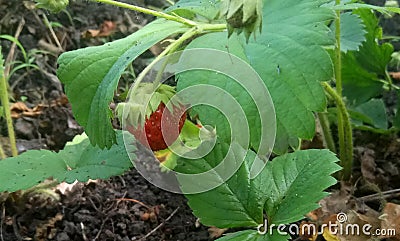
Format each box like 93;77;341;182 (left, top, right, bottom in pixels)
57;19;188;148
341;53;383;106
178;1;335;154
260;149;341;224
350;98;388;130
0;150;67;192
351;9;393;74
176;142;265;228
176;148;339;234
245;0;335;153
330;12;366;53
177;33;270;154
0;132;132;192
341;9;393;105
60;132;133;183
216;230;289;241
327;107;392;134
166;0;221;20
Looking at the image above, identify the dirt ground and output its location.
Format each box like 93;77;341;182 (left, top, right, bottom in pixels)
0;0;400;240
1;169;211;241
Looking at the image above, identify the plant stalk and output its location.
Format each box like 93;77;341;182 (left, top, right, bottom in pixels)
129;23;226;97
332;0;353;181
335;0;342;97
91;0;198;26
129;27;199;97
0;47;18;157
335;1;346;166
317;112;336;153
322;82;352;180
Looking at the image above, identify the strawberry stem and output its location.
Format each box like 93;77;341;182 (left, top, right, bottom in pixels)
322;82;352;181
129;27;198;99
130;21;226;92
91;0;198;27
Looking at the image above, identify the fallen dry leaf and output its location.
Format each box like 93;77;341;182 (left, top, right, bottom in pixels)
208;226;228;239
318;189;355;220
82;20;116;38
359;148;377;183
380;202;400;240
10;101;30;112
389;72;400;79
322;226;341;241
56;181;78;195
306;187;387;241
337;210;381;241
10;95;70;118
11;101;44;118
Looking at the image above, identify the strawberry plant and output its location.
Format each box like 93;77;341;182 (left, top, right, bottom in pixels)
1;0;400;240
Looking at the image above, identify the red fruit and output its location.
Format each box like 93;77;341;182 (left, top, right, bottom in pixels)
128;103;186;151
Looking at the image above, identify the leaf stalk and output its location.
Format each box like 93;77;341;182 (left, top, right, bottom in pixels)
334;0;353;181
91;0;198;27
322;82;352;180
129;22;226;98
0;47;18;157
317;112;336;153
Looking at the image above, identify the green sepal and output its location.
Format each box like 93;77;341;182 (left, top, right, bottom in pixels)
220;0;263;42
116;83;183;128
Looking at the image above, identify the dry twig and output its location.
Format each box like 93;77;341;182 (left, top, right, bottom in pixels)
116;198;152;210
358;188;400;202
4;18;25;78
139;207;180;240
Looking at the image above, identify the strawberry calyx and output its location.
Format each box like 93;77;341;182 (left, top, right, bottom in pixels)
117;83;187;151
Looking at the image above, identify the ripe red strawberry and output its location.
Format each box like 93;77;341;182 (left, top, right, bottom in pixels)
119;83;187;151
127;102;186;151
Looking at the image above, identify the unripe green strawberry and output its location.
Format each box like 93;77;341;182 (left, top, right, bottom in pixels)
220;0;263;42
